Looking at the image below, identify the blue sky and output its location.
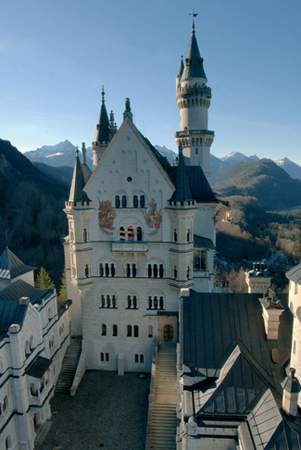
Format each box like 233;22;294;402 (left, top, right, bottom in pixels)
0;0;300;162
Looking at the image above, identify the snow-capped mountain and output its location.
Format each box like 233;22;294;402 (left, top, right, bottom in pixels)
276;157;301;180
25;140;92;168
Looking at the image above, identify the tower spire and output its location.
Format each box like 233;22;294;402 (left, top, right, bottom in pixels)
95;87;110;145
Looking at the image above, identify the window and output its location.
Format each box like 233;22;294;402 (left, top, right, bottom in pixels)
187;266;190;279
187;229;191;242
119;227;126;240
174;229;177;242
140;354;144;363
3;396;8;413
105;263;110;277
133;195;139;208
127;295;138;309
193;253;201;271
126;264;136;278
115;195;120;208
84;264;89;278
140;195;145;208
174;266;178;279
105;353;109;362
148;325;153;338
148;296;152;309
99;294;117;309
99;264;104;277
135;354;139;363
128;226;135;241
113;324;118;336
137;227;143;241
148;264;152;278
201;250;207;271
122;195;127;208
134;354;144;364
5;436;11;450
134;325;139;337
153;264;158;278
111;263;115;277
159;264;164;278
127;325;132;337
159;296;164;310
132;264;136;278
101;324;107;336
195;148;198;154
127;264;131;278
148;296;164;310
83;228;88;242
100;352;105;362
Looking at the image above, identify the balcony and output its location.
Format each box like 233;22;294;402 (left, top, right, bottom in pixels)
111;241;148;254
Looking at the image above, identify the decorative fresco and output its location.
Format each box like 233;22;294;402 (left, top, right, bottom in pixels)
144;198;161;231
98;200;116;233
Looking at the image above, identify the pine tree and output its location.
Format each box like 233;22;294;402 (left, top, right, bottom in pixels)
35;267;54;290
58;271;68;301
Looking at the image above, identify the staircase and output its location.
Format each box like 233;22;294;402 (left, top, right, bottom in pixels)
147;343;177;450
55;337;81;394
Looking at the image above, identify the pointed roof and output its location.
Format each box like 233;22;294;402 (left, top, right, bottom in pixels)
95;88;110;145
181;25;207;80
0;247;34;280
81;142;92;183
177;56;184;78
170;148;192;203
68;152;90;205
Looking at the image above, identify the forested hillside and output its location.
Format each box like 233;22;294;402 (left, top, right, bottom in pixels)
0;139;68;284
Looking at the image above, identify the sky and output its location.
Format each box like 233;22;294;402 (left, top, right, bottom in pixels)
0;0;301;162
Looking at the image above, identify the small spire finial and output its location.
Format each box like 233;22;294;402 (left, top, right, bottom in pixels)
123;97;133;121
81;142;87;164
189;11;198;34
75;146;80;158
101;85;105;104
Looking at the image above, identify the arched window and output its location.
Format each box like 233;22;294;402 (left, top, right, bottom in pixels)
140;354;144;363
153;264;158;278
112;295;116;308
187;266;190;279
100;352;105;361
127;296;132;309
115;195;120;208
148;325;153;338
133;195;139;208
201;250;207;271
83;228;88;243
159;296;164;310
137;227;143;241
127;325;132;337
154;296;158;309
148;264;152;278
133;296;137;309
84;264;89;278
119;227;125;240
111;263;115;277
134;325;139;337
159;264;164;278
187;229;191;242
101;324;107;336
106;295;111;308
99;264;104;277
128;226;135;241
113;324;118;336
140;195;145;208
105;263;110;277
148;296;152;309
126;264;131;278
105;353;109;362
132;264;136;278
174;229;177;242
135;354;139;363
101;295;105;308
122;195;127;208
174;266;178;279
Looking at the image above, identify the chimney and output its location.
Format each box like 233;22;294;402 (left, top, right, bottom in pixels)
245;261;271;294
282;368;301;416
259;289;284;340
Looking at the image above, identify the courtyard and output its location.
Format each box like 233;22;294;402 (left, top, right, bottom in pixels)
37;371;150;450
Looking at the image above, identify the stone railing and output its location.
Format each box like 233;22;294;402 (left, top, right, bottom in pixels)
145;339;159;450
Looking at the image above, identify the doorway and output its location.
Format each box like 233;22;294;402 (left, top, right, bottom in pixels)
163;324;174;342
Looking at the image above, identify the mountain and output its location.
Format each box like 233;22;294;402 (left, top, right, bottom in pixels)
33;162;73;186
276;157;301;180
25;140;93;168
216;158;301;210
0;139;68;283
155;145;177;164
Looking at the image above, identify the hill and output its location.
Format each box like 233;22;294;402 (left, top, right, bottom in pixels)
0;139;68;283
215;159;301;210
276;157;301;180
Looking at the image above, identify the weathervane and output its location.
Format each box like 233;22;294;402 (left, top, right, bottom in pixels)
189;10;198;32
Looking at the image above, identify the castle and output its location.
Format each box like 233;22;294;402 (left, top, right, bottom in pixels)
64;22;217;375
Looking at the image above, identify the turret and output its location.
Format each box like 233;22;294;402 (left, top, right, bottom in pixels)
282;368;301;416
175;22;214;176
92;87;115;169
168;147;196;290
66;148;91;208
81;142;92;183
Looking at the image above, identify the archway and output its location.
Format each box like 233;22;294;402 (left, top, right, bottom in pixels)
163;324;174;342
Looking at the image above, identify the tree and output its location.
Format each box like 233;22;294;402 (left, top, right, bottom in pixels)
58;271;68;302
35;267;54;289
226;267;248;293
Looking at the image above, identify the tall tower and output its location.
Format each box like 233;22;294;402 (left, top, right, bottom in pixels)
175;21;214;177
92;88;116;169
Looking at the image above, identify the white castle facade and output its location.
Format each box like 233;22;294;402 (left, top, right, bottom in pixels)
64;24;217;374
0;248;71;450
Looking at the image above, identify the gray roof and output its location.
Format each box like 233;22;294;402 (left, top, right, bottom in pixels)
26;356;51;378
181;28;207;81
286;263;301;284
95;90;110;145
194;235;215;249
68;155;91;205
170;150;192;203
0;247;34;280
81;162;92;183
